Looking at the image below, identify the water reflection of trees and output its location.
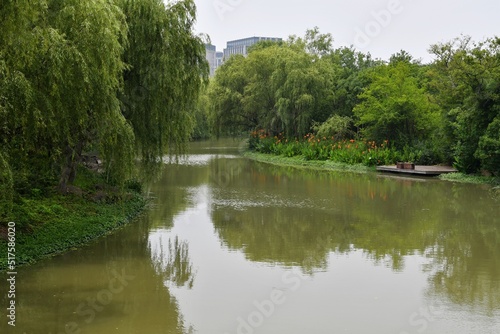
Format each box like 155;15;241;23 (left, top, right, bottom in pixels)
425;220;500;313
213;207;345;273
151;236;195;289
144;163;210;229
140;161;201;291
208;159;500;311
135;154;500;313
10;216;194;334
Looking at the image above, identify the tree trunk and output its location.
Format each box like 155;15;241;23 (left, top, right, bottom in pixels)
58;140;84;193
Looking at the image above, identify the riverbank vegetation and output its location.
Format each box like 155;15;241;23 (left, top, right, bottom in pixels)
202;28;500;179
0;0;207;258
250;132;419;166
0;169;145;271
244;151;372;174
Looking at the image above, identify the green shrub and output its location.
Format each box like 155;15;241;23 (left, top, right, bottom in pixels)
476;117;500;176
302;144;319;161
125;179;143;194
281;142;301;157
313;115;354;141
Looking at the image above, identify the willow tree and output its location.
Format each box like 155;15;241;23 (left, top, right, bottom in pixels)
1;0;134;192
48;0;133;190
272;46;336;138
118;0;208;165
0;0;48;193
207;37;335;138
1;0;207;199
207;55;251;137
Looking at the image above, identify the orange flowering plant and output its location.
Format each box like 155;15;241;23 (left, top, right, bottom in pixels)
250;132;421;166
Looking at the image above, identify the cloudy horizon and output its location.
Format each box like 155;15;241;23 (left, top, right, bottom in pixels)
193;0;500;63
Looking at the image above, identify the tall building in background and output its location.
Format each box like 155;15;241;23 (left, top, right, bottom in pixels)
223;36;282;60
206;37;282;77
205;44;217;77
205;45;226;77
216;51;224;69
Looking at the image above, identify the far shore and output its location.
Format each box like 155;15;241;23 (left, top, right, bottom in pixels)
244;151;500;187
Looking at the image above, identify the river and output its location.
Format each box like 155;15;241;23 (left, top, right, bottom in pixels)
2;139;500;333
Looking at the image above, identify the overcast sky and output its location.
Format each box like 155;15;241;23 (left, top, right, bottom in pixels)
192;0;500;63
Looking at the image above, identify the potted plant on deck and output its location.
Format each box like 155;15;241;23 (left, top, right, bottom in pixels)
397;162;415;170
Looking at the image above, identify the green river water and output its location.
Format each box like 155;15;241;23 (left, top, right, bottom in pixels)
2;139;499;333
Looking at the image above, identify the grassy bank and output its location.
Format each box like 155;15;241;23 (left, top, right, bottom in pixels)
246;132;500;186
438;172;500;186
0;169;146;271
245;151;500;187
244;151;374;174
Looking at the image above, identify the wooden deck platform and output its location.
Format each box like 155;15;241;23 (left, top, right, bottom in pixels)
376;165;457;176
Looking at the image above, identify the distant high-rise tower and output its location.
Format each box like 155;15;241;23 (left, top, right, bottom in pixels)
205;45;226;77
216;51;224;69
223;36;282;60
205;44;217;77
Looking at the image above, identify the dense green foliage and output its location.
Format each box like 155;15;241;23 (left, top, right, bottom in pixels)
206;30;500;175
354;59;440;148
119;0;208;160
429;37;500;174
0;0;207;224
206;30;339;138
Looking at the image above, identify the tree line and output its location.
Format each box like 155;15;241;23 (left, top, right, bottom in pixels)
0;0;208;219
202;28;500;176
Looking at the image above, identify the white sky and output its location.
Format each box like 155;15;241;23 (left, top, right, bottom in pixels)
192;0;500;63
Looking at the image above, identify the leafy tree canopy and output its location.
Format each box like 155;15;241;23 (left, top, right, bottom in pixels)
0;0;208;206
354;59;440;148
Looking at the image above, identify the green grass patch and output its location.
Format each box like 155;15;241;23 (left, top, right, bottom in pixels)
439;172;500;185
244;151;374;174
